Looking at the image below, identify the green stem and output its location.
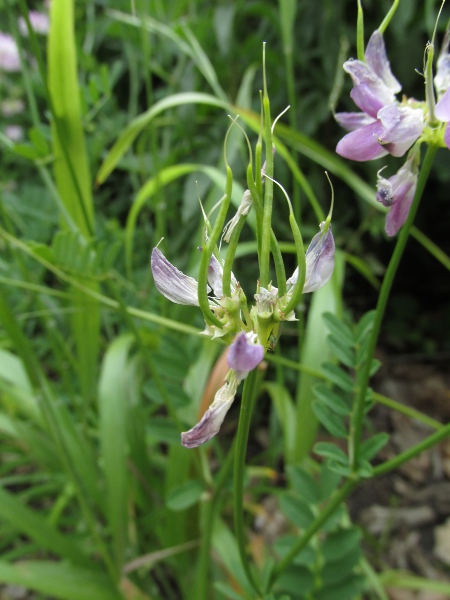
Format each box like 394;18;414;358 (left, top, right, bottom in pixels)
373;421;450;477
349;145;437;473
356;0;365;62
223;216;248;297
260;93;275;289
269;478;358;587
379;0;401;34
233;369;261;595
194;444;236;600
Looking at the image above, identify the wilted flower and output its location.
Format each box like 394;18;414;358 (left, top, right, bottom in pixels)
18;11;50;36
181;332;264;448
0;33;21;72
286;223;335;293
376;154;418;236
335;30;424;161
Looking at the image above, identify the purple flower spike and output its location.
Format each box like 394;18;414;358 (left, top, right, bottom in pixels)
151;247;200;306
227;332;264;381
376;156;418;237
181;380;238;448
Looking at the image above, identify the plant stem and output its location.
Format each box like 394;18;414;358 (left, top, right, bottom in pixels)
233;368;261;595
373;421;450;477
269;478;358;587
349;145;437;473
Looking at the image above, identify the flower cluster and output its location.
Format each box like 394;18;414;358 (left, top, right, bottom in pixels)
335;29;450;236
151;213;335;448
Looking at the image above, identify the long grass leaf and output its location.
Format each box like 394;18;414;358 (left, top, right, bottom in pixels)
96;92;229;184
48;0;100;407
292;251;345;464
99;334;135;576
0;487;89;566
0;561;122;600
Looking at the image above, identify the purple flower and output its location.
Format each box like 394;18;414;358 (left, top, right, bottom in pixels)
0;33;21;72
376;155;418;236
336;30;424;161
286;223;335;294
227;332;264;381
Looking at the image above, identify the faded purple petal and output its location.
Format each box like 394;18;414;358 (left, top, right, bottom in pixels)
151;247;199;306
207;254;237;298
435;87;450;122
435;35;450;96
287;224;335;293
445;123;450;150
0;33;20;72
376;157;418;236
378;104;424;157
344;60;395;116
336;120;388;161
227;332;264;381
181;381;238;448
334;111;376;132
384;187;415;236
350;83;392;118
303;224;335;293
365;30;401;94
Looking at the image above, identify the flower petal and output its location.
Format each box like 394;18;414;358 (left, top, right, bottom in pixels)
365;30;401;94
336;120;388;161
445;122;450;150
378;104;424;157
227;332;264;381
344;60;395;116
385;186;415;236
151;247;200;306
181;380;238;448
207;254;237;298
303;224;335;293
335;111;376;132
435;86;450;123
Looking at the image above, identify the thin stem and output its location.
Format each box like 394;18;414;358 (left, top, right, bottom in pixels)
379;0;401;34
349;145;437;473
260;58;275;288
373;421;450;477
233;369;261;595
356;0;365;62
269;478;358;587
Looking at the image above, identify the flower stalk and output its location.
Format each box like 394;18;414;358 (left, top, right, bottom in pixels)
349;144;437;473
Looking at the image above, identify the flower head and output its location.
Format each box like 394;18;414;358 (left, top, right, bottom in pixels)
376;154;418;236
335;30;424;161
